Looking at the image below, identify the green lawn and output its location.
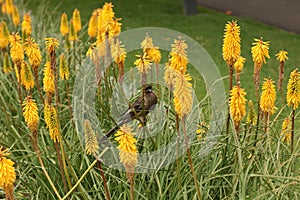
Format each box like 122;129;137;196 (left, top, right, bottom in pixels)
27;0;300;101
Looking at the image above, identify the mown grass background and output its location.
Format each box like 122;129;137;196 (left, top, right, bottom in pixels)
0;0;300;199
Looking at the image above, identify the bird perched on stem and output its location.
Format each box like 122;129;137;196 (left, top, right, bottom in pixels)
102;84;157;141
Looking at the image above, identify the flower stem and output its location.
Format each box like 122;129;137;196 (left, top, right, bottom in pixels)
61;148;108;200
96;159;111;200
225;64;233;135
291;109;295;153
182;118;202;200
54;141;70;199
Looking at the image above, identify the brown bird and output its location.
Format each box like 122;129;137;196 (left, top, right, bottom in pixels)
102;85;157;140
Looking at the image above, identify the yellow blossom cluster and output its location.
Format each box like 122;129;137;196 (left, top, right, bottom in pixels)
229;85;247;126
44;103;60;142
141;34;161;63
21;13;32;37
84;120;99;155
134;54;151;74
24;37;42;70
260;78;277;115
115;125;138;175
251;38;270;69
22;96;39;132
9;32;24;66
222;20;241;66
0;147;16;190
286;69;300;110
276;50;288;63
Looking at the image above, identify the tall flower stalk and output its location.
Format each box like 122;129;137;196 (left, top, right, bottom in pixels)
222;20;241;135
115;125;138;200
164;37;201;199
276;50;288;105
251;37;270;136
286;69;300;152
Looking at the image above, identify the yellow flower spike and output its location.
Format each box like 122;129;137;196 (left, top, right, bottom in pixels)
68;20;78;42
134;54;151;74
43;61;55;94
102;2;115;20
260;78;277;115
44;103;60;142
9;32;24;65
141;33;154;50
3;52;13;73
24;37;42;70
45;37;59;54
0;146;16;190
229;85;247;126
276;50;288;63
233;56;246;73
251;38;270;69
111;39;127;64
5;0;14;14
0;21;10;48
281;117;291;144
246;100;257;126
169;38;188;73
72;8;81;33
21;13;32;37
59;54;70;80
88;10;98;38
22;96;39;132
115;124;138;176
100;2;115;33
222;20;241;66
141;33;161;63
286;69;300;110
21;61;34;90
60;12;69;36
173;73;193;119
84;120;99;155
12;6;20;26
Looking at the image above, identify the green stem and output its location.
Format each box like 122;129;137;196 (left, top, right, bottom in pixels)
32;130;62;199
291;109;295;153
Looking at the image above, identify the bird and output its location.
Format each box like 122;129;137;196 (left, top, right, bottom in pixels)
101;84;157;141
